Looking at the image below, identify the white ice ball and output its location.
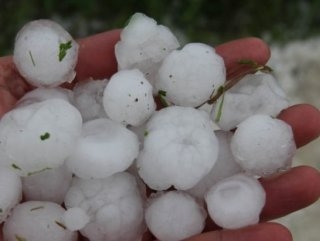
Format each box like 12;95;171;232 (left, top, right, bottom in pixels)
0;99;82;176
62;207;90;231
205;174;266;229
3;201;78;241
137;106;219;190
103;69;156;126
156;43;226;107
13;19;78;87
66;118;139;179
146;191;206;241
230;114;296;177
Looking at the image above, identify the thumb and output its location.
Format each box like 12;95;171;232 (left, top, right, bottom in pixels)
181;223;292;241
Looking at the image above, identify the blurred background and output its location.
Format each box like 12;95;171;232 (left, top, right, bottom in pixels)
0;0;319;240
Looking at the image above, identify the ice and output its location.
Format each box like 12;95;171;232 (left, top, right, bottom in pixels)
22;164;73;204
73;79;108;122
0;168;22;223
230;114;296;177
3;201;78;241
115;13;180;88
211;72;289;130
13;20;78;87
66;118;139;179
205;174;266;229
62;207;90;231
155;43;226;107
137;106;218;190
0;99;82;176
145;191;206;241
64;172;145;241
187;130;243;199
103;69;156;126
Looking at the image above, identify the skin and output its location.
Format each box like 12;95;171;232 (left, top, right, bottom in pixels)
0;30;320;241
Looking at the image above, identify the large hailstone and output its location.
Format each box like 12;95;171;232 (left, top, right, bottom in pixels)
211;72;289;130
64;172;145;241
0;168;22;223
3;201;78;241
103;69;156;126
155;43;226;107
0;99;82;176
187;130;243;199
231;114;296;177
115;12;180;87
66;118;139;179
205;174;266;229
145;191;206;241
13;19;79;87
137;106;219;190
73;79;108;122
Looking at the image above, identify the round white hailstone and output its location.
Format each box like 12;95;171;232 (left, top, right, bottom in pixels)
145;191;206;241
155;42;226;107
13;19;79;87
66;118;139;179
22;164;73;204
103;69;156;126
17;87;74;107
205;174;266;229
230;114;296;177
211;72;290;130
0;99;82;176
187;130;243;199
3;201;77;241
137;106;219;190
73;78;108;122
62;207;90;231
64;172;145;241
0;168;22;223
115;13;180;87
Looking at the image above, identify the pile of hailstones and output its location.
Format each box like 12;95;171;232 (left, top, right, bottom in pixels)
0;13;296;241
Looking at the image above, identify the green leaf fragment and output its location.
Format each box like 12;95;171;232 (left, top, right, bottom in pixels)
40;132;50;141
144;130;149;137
15;235;27;241
55;220;66;229
12;163;22;170
158;90;167;96
30;206;44;211
28;50;36;66
158;90;169;107
58;40;72;61
27;167;52;176
215;86;225;122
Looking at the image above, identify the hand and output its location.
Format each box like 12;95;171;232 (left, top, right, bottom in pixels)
1;30;320;241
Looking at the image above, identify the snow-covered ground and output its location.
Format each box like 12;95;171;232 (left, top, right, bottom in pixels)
269;38;320;241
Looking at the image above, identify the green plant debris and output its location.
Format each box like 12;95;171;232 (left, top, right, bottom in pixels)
15;235;27;241
144;130;149;137
158;90;169;107
27;167;52;176
58;40;72;61
238;59;273;73
55;220;66;229
215;86;225;122
11;163;22;170
40;132;50;141
0;208;3;213
30;206;44;211
28;50;36;66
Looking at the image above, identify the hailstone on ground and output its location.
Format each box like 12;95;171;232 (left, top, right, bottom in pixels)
155;42;226;107
13;19;78;87
0;168;22;223
211;72;290;130
103;69;156;126
231;114;296;177
115;12;180;87
145;191;206;241
205;174;266;229
64;172;145;241
73;78;108;122
137;106;219;190
0;99;82;176
3;201;78;241
66;118;139;179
